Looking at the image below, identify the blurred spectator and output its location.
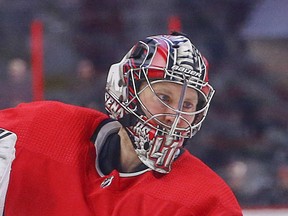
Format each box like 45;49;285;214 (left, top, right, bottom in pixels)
223;159;274;207
270;164;288;205
0;58;32;109
70;59;106;111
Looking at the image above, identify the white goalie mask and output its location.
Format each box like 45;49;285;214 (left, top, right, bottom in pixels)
105;33;215;173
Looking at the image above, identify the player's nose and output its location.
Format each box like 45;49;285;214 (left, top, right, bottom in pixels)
163;113;175;126
162;104;181;127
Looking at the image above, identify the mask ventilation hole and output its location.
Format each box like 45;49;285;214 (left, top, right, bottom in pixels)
144;142;150;150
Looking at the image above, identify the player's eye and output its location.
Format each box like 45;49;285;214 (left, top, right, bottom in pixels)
183;101;195;110
157;94;170;104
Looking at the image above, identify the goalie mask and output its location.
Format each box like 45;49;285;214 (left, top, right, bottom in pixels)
105;33;215;173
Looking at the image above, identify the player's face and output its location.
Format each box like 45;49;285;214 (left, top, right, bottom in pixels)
139;81;198;129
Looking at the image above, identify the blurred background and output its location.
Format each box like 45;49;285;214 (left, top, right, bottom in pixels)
0;0;288;214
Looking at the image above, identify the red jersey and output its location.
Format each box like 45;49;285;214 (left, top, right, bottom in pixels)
0;101;242;215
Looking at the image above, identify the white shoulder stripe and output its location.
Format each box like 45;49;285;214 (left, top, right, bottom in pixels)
0;129;17;215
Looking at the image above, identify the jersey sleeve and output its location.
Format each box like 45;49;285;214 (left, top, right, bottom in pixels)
0;101;109;215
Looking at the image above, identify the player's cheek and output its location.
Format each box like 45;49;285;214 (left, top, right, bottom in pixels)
178;114;195;128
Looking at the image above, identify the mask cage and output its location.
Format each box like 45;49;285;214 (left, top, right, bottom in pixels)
122;67;215;139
